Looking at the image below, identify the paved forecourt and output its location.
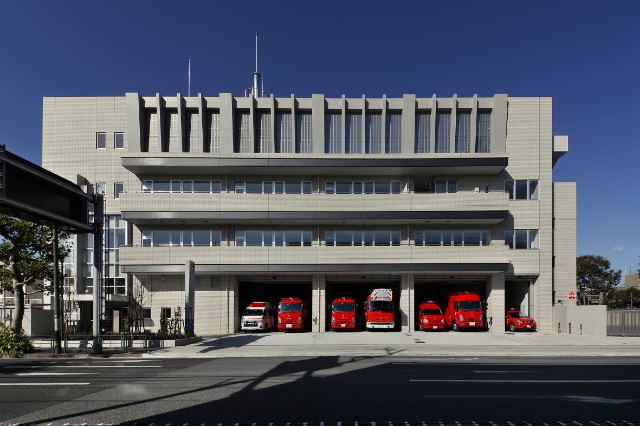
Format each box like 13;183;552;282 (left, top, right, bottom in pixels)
143;331;640;358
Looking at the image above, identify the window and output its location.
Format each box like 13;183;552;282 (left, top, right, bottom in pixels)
345;113;362;154
142;180;221;193
385;113;401;154
104;215;127;295
325;230;401;246
114;183;123;199
114;132;124;149
324;181;402;194
325;113;342;154
414;113;430;153
207;111;221;153
256;111;271;153
295;112;312;153
234;181;312;194
235;230;312;247
142;308;152;319
235;111;252;153
142;230;222;247
96;133;106;149
476;112;491;153
435;113;450;153
434;181;457;193
414;230;491;246
504;229;539;250
276;113;293;153
505;180;539;200
365;113;382;154
161;307;172;320
96;182;106;196
455;112;471;153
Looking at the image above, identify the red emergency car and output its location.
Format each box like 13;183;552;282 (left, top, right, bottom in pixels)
505;308;537;332
443;291;484;331
418;301;445;331
277;297;310;331
330;297;357;330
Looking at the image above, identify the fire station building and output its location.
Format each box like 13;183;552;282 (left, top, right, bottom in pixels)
42;91;576;334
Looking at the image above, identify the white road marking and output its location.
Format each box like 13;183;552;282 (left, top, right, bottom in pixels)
590;423;601;426
423;394;637;403
92;360;161;363
507;422;515;426
473;370;535;373
567;396;637;404
574;422;584;425
559;422;567;426
4;365;160;368
0;382;89;386
413;379;640;383
607;422;618;425
16;373;99;376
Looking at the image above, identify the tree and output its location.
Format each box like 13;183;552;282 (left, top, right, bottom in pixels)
576;255;621;295
603;287;640;309
0;214;70;334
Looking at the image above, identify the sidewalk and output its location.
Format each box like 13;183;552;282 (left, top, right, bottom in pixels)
142;330;640;358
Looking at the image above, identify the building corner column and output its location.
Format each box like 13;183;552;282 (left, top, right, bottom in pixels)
486;272;505;332
225;275;239;334
400;273;414;332
312;274;326;332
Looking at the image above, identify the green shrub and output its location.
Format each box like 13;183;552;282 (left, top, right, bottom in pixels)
0;322;35;358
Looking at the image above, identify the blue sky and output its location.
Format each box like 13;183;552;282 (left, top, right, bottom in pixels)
0;1;638;278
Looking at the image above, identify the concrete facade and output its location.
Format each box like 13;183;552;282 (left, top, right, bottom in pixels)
41;92;575;335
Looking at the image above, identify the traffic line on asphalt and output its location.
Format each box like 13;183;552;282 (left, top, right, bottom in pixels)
423;395;637;403
15;372;100;376
413;379;640;383
4;365;161;368
0;382;90;385
472;370;536;373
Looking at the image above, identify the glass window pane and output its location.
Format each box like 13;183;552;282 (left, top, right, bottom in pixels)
374;231;391;246
335;231;352;246
364;182;374;194
515;230;528;249
391;231;401;246
194;181;210;193
263;181;273;194
211;181;221;193
302;182;312;194
447;181;457;193
391;182;402;194
435;181;446;194
234;231;245;246
193;230;210;246
285;231;302;246
263;231;273;246
505;181;514;199
375;181;391;194
442;231;452;246
246;231;263;246
452;231;463;246
480;231;491;246
504;230;513;249
183;181;193;192
435;113;450;153
274;231;284;246
244;182;261;193
286;182;301;194
425;231;441;246
142;231;151;247
516;181;528;200
465;231;480;246
211;231;221;246
171;181;181;192
414;231;424;246
171;230;181;246
353;182;363;194
114;133;124;149
154;230;170;246
336;182;351;194
274;182;285;194
154;181;170;193
529;230;539;249
114;183;123;199
302;231;312;246
529;180;539;200
183;230;192;246
142;181;152;193
96;133;106;149
353;231;363;246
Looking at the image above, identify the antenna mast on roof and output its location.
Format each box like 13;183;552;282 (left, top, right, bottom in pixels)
188;59;191;97
253;33;261;97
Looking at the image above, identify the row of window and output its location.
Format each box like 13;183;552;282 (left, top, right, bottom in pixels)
142;180;222;194
139;229;539;250
325;181;403;194
96;132;125;149
505;180;539;200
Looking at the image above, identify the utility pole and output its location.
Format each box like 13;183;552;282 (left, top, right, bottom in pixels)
53;223;61;354
92;193;104;353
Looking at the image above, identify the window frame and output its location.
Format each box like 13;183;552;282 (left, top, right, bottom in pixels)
96;132;106;149
505;180;539;200
114;182;124;200
114;132;124;149
504;229;539;250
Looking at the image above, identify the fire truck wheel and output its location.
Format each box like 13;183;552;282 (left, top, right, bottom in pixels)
452;321;460;332
509;323;516;332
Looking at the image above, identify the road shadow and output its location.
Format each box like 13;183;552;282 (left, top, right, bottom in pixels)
193;334;268;353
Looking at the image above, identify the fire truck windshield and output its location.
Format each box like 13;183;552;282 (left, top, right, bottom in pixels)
332;302;355;312
459;301;482;311
278;303;302;313
368;300;394;311
422;308;442;315
243;308;264;316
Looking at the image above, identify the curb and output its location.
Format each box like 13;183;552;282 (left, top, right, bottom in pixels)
24;352;144;359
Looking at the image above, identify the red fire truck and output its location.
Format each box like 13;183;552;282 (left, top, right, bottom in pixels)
277;297;310;331
505;308;537;332
329;297;357;330
418;301;446;331
364;288;395;330
443;291;484;331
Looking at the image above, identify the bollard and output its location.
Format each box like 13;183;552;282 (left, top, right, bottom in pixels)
569;322;571;334
580;324;582;335
558;322;561;333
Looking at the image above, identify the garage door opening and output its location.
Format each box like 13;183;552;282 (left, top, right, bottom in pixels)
325;276;401;332
413;278;488;331
238;277;313;332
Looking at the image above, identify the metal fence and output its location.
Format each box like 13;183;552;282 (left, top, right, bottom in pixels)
607;310;640;336
30;335;148;354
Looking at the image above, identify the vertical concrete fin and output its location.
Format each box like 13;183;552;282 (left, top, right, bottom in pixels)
429;95;437;154
491;94;508;153
125;93;143;152
450;94;457;154
470;94;478;152
219;93;234;153
312;94;325;154
402;94;416;154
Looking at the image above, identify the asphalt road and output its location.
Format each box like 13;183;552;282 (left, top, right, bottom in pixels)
1;356;640;425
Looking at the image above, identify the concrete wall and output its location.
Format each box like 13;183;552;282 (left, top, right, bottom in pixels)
23;309;54;336
552;305;607;337
553;182;577;304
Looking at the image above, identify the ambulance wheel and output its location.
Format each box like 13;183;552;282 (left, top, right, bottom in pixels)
452;321;460;332
509;323;516;332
